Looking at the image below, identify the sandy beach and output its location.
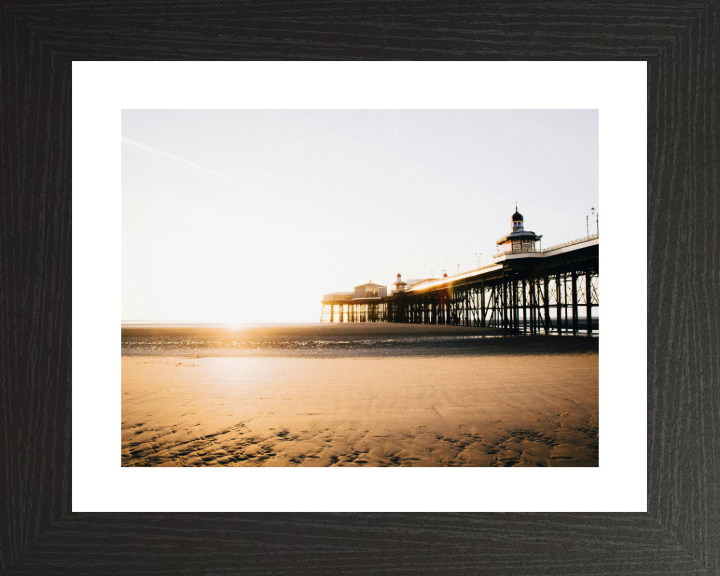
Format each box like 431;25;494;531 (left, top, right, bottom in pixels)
122;324;598;467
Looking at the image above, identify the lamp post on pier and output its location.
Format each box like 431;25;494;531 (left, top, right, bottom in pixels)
591;207;599;234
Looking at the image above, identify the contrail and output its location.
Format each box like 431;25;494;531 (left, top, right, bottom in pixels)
122;137;242;185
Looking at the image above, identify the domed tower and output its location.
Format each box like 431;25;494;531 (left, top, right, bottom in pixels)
392;273;407;294
494;205;542;256
511;208;524;231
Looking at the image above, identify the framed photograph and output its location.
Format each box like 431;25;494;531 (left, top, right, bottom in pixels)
4;3;717;574
75;63;642;514
118;108;602;475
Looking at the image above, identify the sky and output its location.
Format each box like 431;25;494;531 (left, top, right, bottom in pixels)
122;109;598;323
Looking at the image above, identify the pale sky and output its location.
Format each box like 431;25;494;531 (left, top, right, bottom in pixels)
122;109;598;323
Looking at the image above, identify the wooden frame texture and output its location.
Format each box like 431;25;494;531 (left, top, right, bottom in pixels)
1;2;718;574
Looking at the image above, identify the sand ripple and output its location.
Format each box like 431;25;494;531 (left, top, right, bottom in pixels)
122;349;598;468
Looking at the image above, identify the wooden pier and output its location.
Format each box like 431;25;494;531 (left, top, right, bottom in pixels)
321;210;599;335
321;235;599;336
387;235;598;335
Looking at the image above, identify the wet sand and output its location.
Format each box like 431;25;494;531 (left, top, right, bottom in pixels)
122;325;598;467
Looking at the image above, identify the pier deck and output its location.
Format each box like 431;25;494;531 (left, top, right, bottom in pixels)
321;235;599;335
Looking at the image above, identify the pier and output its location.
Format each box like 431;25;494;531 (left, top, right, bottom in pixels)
321;209;599;335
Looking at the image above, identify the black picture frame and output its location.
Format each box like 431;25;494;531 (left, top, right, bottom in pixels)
2;2;717;574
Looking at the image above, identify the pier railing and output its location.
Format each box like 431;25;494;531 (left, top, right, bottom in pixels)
542;234;599;254
493;248;541;258
322;293;354;301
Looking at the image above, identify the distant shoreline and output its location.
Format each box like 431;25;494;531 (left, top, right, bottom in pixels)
121;321;320;328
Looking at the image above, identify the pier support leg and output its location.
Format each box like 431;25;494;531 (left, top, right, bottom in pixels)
571;267;578;335
481;286;486;327
586;271;592;336
506;280;511;330
544;276;551;335
532;279;536;334
536;279;541;333
556;273;562;335
502;281;508;330
463;290;467;326
463;290;468;326
494;285;499;328
529;279;535;335
522;279;527;334
330;304;334;323
492;286;496;329
473;288;478;326
507;281;512;330
564;274;569;333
